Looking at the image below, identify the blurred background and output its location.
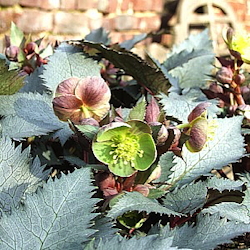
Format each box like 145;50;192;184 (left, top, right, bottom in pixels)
0;0;249;61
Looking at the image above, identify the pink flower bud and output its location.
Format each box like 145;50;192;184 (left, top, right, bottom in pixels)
234;73;246;85
5;45;19;61
24;42;38;55
216;67;233;84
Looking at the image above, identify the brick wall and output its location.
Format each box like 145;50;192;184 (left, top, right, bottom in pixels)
0;0;163;52
0;0;250;54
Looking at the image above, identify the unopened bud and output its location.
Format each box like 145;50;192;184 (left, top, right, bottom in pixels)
234;73;246;85
5;45;19;61
24;42;38;55
216;67;233;84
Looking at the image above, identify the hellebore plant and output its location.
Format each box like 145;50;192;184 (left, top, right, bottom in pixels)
0;24;250;250
92;120;157;177
53;76;111;124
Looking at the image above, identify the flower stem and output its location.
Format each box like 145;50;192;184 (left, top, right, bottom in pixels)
176;123;190;129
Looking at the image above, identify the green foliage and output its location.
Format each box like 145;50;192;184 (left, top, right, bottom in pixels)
161;29;214;90
0;168;98;250
0;59;24;95
72;40;170;94
42;43;101;94
0;136;49;213
10;22;24;47
158;116;244;188
107;191;182;218
0;24;249;249
0;92;72;142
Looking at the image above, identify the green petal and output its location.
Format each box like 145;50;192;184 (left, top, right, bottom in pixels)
127;120;152;135
134;133;156;171
108;160;136;177
92;141;114;164
96;123;130;142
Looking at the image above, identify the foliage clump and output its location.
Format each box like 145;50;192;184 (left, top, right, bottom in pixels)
0;24;249;249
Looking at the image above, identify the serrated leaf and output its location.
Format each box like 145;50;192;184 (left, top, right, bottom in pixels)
169;29;213;55
171;213;250;250
10;22;24;47
72;40;170;94
162;29;214;89
158;90;219;123
165;116;245;187
75;124;99;141
84;234;191;250
0;59;24;95
0;92;73;142
85;27;110;45
205;176;244;192
128;96;146;121
162;182;207;215
91;215;117;242
107;191;182;219
19;66;49;94
0;137;49;213
120;33;147;50
42;43;101;94
0;167;98;250
202;202;250;223
156;151;175;184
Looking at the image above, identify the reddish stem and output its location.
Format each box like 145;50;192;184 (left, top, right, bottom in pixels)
234;85;245;106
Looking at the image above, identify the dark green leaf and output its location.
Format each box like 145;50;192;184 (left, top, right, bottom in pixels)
0;59;24;95
71;40;170;94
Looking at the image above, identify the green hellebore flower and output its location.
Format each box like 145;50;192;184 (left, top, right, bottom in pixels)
92;120;157;177
224;28;250;64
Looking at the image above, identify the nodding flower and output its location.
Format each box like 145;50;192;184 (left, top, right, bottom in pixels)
178;102;217;153
53;76;111;124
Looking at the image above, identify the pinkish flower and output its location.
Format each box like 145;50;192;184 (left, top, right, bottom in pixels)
53;76;111;123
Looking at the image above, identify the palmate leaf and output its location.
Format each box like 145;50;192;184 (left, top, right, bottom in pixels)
0;59;24;95
107;191;182;219
42;42;101;94
0;167;98;250
0;137;49;213
170;213;250;250
71;40;170;94
162;181;208;215
164;116;245;188
84;234;191;250
0;92;72;143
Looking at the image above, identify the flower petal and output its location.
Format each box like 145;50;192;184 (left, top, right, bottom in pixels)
75;76;111;107
53;95;83;109
55;77;80;96
108;161;136;177
134;133;156;171
185;117;208;152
